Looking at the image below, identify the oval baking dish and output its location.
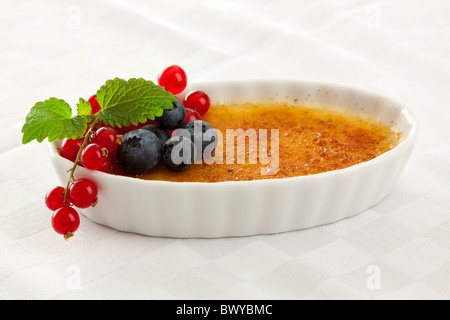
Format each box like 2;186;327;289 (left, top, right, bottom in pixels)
48;80;418;238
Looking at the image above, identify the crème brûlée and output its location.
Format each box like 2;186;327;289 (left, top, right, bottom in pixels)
111;102;400;182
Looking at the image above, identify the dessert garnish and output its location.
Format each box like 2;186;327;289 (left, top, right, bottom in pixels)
22;66;213;240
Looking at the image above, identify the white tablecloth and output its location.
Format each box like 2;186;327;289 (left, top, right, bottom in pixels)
1;0;449;300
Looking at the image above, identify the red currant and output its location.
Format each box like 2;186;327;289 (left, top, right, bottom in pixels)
184;108;201;123
45;186;70;211
68;178;98;209
183;91;210;116
52;207;80;238
158;65;187;95
88;94;101;114
60;138;83;162
81;143;107;170
98;156;112;173
92;127;122;153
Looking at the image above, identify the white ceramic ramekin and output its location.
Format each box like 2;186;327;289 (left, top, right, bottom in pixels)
48;80;418;238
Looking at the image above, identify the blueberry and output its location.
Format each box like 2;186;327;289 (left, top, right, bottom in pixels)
141;124;170;146
155;100;186;130
161;136;196;172
117;129;161;175
174;120;217;161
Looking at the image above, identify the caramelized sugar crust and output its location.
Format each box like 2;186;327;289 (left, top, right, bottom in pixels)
112;102;400;182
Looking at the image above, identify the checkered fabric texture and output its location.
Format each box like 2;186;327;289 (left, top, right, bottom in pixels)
1;0;449;300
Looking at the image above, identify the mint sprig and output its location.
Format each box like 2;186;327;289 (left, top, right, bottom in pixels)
21;78;176;144
96;78;176;128
21;98;94;144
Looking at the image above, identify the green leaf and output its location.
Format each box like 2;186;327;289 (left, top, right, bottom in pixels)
96;78;177;128
21;98;90;144
77;98;92;116
21;77;177;144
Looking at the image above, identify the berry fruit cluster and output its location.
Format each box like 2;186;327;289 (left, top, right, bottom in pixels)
117;66;217;174
48;65;214;240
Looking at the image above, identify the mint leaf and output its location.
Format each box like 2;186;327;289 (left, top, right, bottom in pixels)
96;78;177;128
77;98;92;116
21;98;90;144
21;78;177;144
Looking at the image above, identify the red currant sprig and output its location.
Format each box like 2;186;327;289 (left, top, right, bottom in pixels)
53;116;102;240
53;116;124;239
46;178;99;240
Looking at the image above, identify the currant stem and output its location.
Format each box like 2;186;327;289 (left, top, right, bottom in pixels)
63;117;100;205
64;232;75;241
